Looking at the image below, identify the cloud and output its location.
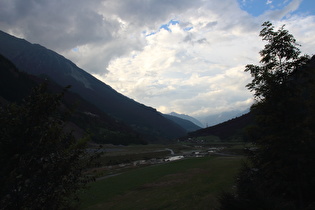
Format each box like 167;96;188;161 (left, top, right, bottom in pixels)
1;0;314;118
103;17;257;116
261;0;302;19
0;0;110;49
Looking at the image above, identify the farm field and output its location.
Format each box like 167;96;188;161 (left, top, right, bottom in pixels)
79;154;243;210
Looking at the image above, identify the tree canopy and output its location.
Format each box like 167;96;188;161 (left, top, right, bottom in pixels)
245;21;310;101
220;22;314;210
0;84;97;209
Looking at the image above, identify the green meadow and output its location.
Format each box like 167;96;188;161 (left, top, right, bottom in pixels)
79;155;243;210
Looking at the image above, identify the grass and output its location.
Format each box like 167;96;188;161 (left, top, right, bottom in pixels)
79;156;243;210
220;143;251;156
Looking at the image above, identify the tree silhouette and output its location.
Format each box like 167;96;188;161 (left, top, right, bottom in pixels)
219;22;314;209
0;84;97;209
245;21;310;101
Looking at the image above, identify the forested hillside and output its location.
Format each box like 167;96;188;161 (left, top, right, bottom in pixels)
186;112;254;141
0;53;146;145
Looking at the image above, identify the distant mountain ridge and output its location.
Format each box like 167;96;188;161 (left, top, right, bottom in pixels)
0;30;186;142
169;112;204;128
163;114;201;132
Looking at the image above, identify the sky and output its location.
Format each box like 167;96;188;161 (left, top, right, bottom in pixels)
0;0;314;119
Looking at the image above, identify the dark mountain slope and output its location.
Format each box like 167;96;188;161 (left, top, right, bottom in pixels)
0;54;37;103
0;31;186;142
163;114;201;132
187;112;254;141
0;53;145;145
199;109;249;127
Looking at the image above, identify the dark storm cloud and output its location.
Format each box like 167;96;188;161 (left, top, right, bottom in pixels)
103;0;202;27
0;0;118;51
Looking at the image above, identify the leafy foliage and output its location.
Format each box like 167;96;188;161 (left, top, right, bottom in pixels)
0;84;98;209
220;22;315;209
245;21;310;101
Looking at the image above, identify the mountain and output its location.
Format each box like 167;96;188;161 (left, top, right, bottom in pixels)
169;112;204;128
198;109;250;127
186;112;254;141
0;30;186;142
0;53;146;145
163;114;201;132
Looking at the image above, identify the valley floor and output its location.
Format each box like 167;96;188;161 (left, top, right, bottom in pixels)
79;145;244;209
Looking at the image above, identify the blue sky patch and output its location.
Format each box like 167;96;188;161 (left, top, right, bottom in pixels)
184;26;193;31
237;0;311;17
160;20;180;32
72;47;79;52
145;20;182;36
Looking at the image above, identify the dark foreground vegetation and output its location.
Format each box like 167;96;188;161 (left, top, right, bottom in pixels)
0;84;100;209
219;22;315;209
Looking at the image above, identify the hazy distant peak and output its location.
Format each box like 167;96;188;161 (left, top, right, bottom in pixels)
169;112;204;128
